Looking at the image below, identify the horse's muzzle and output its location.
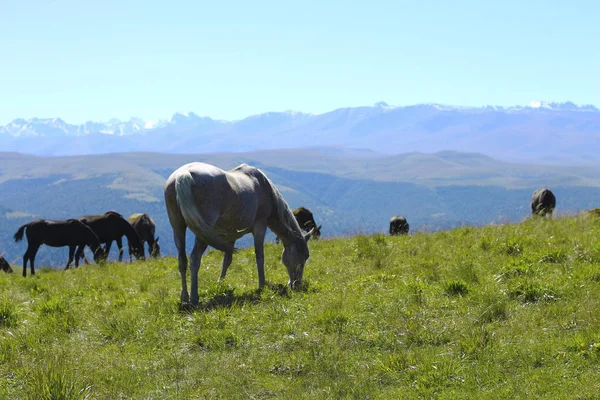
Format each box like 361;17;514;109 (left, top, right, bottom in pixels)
288;277;303;290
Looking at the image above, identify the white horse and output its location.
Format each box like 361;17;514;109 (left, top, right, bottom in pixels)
164;162;312;305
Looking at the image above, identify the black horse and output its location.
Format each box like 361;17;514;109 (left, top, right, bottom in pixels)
76;211;145;263
531;188;556;217
389;216;409;235
13;219;105;277
0;255;13;273
128;213;160;259
276;207;321;243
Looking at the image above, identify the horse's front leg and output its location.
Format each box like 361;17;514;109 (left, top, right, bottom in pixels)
218;242;235;282
189;238;208;306
65;245;76;270
74;245;86;265
252;225;268;288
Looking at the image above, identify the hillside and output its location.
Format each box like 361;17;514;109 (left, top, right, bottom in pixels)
2;102;600;164
3;150;600;266
2;215;600;398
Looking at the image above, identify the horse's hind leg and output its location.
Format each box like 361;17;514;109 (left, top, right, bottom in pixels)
22;251;28;277
171;226;189;304
25;245;39;277
166;179;193;304
189;238;208;306
22;245;34;277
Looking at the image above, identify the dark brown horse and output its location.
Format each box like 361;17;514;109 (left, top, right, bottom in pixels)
293;207;322;239
128;213;160;259
276;207;322;243
389;216;409;235
76;211;145;263
13;219;105;277
0;255;13;273
531;188;556;217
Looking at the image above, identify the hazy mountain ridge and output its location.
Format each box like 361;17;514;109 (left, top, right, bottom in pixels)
2;102;600;163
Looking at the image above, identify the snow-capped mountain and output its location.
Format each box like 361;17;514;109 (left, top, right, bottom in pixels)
0;116;171;137
526;101;598;111
1;102;600;164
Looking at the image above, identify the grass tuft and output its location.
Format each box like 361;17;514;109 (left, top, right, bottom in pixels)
0;296;18;328
444;279;469;296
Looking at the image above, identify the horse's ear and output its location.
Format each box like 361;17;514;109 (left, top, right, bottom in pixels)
304;228;315;242
156;237;160;243
318;225;322;230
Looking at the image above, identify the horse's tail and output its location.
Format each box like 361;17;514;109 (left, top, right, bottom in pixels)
13;224;28;242
174;170;236;253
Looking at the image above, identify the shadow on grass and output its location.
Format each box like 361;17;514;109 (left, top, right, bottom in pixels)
179;281;310;313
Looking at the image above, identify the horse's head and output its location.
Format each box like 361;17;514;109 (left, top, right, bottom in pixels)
282;232;311;289
313;225;322;240
0;257;13;273
132;242;146;261
150;237;161;258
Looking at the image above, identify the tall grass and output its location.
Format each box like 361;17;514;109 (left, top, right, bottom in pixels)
1;214;600;398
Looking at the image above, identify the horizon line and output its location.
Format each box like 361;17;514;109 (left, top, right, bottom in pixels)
2;100;599;127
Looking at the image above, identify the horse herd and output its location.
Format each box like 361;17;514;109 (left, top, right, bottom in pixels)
1;161;557;306
4;211;160;277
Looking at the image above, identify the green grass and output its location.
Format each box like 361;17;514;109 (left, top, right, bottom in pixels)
3;214;600;398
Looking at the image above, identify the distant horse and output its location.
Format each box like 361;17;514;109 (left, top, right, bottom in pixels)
276;207;322;243
531;188;556;217
389;216;409;235
13;219;105;277
128;213;160;259
0;255;13;273
76;211;145;263
165;162;312;305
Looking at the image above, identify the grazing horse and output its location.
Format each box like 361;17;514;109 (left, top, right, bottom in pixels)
128;213;160;259
531;188;556;217
165;162;312;305
276;207;322;243
13;219;105;277
76;211;145;263
389;216;409;235
0;255;13;273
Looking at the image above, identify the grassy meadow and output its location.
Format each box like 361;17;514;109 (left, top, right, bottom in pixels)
2;214;600;398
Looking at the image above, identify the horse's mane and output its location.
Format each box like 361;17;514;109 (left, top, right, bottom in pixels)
254;168;304;240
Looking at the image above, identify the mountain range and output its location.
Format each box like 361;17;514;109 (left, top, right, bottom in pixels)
2;101;600;164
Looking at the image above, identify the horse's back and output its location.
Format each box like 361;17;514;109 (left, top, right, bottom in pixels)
390;216;409;235
127;213;143;224
293;207;316;228
165;162;267;251
170;162;263;208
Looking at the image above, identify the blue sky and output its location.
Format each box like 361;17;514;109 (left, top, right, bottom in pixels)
0;0;598;124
